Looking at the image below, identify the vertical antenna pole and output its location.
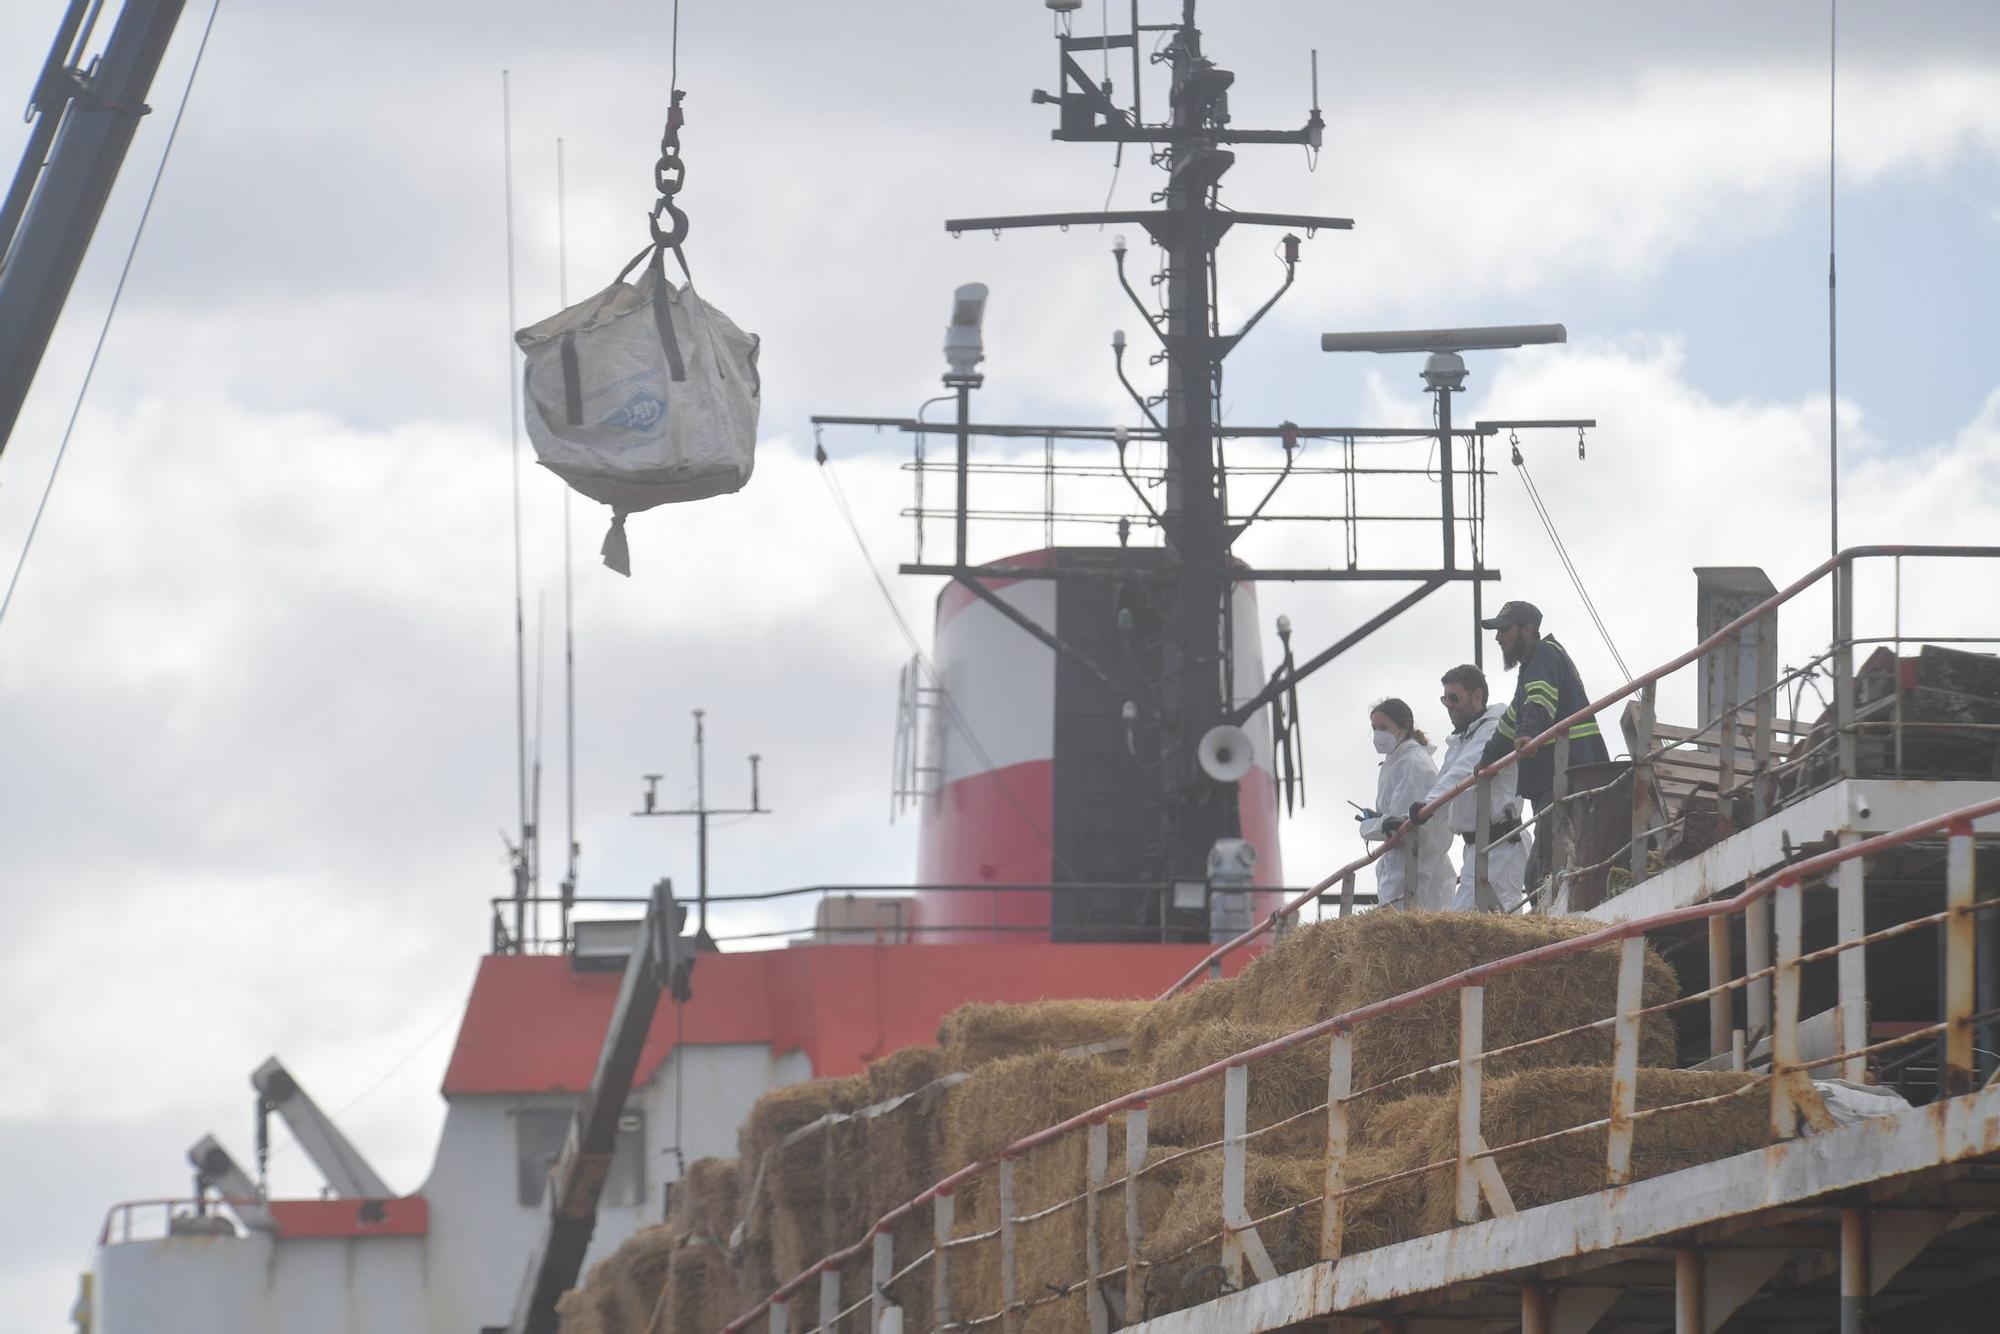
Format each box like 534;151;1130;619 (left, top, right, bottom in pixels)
502;70;531;950
1129;0;1143;125
694;709;709;942
955;381;971;566
557;135;579;951
1827;1;1839;573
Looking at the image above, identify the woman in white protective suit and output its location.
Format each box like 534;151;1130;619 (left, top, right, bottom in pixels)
1356;698;1457;911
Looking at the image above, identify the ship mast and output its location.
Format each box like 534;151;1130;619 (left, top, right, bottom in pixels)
819;0;1592;904
944;2;1347;882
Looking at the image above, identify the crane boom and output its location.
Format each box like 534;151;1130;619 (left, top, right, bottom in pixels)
0;0;189;455
504;879;693;1334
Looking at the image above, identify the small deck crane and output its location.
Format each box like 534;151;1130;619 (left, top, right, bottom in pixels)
503;880;695;1334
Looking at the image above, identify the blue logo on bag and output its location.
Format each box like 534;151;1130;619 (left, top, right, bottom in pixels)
601;390;666;434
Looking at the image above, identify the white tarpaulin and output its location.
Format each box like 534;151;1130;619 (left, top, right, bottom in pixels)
515;249;760;574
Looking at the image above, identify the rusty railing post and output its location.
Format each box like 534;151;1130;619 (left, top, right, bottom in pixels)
1717;630;1740;838
1548;736;1572;909
1833;558;1857;779
1630;680;1658;878
1892;555;1905;777
1321;1029;1352;1261
1221;1063;1276;1287
769;1298;789;1334
1707;915;1733;1063
1124;1105;1148;1322
998;1156;1020;1334
1456;985;1485;1225
1944;821;1977;1096
1607;936;1645;1186
1339;872;1355;918
872;1228;892;1330
1086;1120;1109;1334
933;1190;954;1332
1835;830;1868;1082
1746;889;1773;1045
818;1265;839;1333
1770;877;1805;1138
1753;612;1777;822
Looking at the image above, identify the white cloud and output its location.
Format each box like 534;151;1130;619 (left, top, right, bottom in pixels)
3;3;2000;1323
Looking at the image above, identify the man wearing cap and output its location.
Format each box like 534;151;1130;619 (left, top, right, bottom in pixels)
1477;601;1609;897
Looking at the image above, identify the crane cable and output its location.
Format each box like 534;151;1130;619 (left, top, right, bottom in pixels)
0;0;224;637
1508;433;1632;680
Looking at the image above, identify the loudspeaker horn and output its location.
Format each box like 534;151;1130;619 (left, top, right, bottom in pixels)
1196;724;1254;784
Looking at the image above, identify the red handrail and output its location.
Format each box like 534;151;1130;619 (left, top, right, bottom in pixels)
1157;542;2000;999
727;793;1998;1329
723;542;2000;1331
736;800;2000;1328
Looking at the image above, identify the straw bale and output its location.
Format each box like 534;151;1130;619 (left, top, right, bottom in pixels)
668;1157;741;1244
554;1156;750;1334
553;1222;676;1334
677;1238;735;1332
738;1072;871;1302
937;998;1153;1069
1405;1066;1770;1234
942;1049;1138;1167
866;1043;947;1102
1145;1021;1327;1153
941;1050;1143;1327
555;1281;615;1334
736;1073;869;1171
1141;1149;1327;1318
1128;969;1239;1063
1227;914;1679;1095
731;1220;776;1327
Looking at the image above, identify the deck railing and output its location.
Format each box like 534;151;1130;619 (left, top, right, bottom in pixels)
728;796;1997;1333
727;543;2000;1333
1165;543;2000;995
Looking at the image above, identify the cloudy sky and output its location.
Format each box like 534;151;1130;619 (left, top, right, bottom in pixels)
1;0;1997;1324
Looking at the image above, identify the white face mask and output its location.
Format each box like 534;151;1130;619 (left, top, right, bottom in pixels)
1371;728;1397;755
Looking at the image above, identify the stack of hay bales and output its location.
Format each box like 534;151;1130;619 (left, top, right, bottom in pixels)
735;997;1152;1329
556;1157;740;1334
562;914;1792;1333
1122;913;1690;1319
730;1073;869;1316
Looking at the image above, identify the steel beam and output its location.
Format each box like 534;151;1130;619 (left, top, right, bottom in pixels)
1120;1083;2000;1334
1674;1249;1701;1334
1839;1208;1868;1334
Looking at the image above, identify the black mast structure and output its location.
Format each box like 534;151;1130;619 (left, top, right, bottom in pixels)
818;1;1585;914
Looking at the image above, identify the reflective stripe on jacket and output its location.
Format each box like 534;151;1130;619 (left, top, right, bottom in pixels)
1480;634;1610;802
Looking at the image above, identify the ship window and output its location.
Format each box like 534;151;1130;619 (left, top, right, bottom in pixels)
515;1107;646;1208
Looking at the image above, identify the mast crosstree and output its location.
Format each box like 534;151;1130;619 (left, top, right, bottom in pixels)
817;1;1584;896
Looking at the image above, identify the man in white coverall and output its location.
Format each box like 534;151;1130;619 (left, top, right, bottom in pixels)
1357;697;1456;911
1423;664;1531;911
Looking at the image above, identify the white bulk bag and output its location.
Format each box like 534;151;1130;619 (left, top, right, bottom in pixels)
515;249;760;574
